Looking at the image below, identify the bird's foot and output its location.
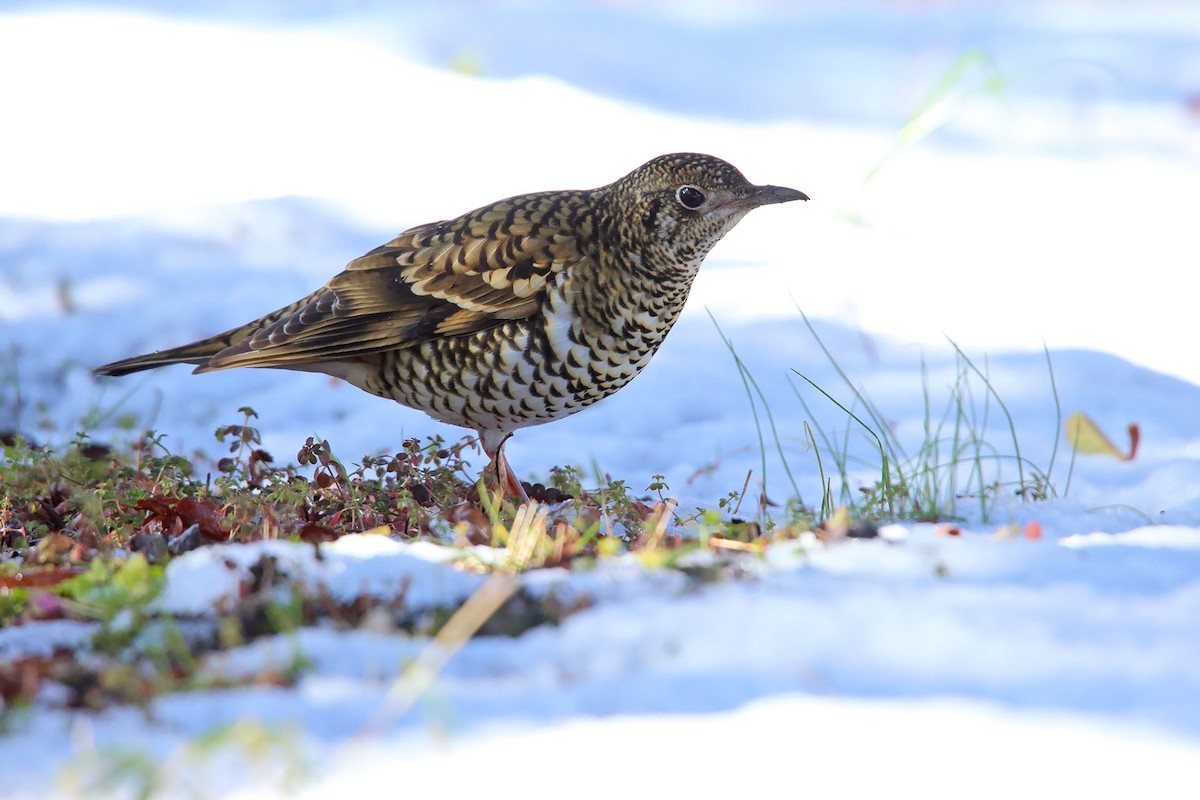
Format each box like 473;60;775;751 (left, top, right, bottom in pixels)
483;434;530;504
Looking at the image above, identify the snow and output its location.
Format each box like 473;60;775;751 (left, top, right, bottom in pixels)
154;536;489;616
0;619;98;659
3;2;1200;797
1062;525;1200;551
276;698;1200;798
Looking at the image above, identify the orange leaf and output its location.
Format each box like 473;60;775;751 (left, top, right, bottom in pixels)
0;567;85;588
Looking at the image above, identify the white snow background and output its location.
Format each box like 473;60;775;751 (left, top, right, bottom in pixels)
2;2;1200;797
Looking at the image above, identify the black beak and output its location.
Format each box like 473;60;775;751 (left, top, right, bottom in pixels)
751;184;809;205
722;184;809;210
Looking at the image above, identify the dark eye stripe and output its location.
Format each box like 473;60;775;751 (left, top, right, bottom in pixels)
643;197;662;230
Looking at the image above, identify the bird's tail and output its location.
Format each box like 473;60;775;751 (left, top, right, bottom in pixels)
94;290;319;378
93;327;247;377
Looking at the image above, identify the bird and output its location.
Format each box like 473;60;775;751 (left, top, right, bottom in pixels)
95;153;807;500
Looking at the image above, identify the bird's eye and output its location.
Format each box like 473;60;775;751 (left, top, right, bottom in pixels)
675;185;706;210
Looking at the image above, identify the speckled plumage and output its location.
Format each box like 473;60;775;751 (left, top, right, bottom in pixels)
96;153;807;491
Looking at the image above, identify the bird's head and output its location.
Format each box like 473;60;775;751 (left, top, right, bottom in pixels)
599;153;807;274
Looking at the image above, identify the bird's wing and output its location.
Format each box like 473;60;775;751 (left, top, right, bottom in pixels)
203;195;589;371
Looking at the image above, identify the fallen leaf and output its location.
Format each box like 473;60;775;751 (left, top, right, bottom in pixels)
136;496;229;541
298;522;338;544
1065;412;1139;461
0;567;85;588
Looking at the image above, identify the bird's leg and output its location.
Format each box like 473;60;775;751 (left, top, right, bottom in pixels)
483;434;530;503
496;447;531;504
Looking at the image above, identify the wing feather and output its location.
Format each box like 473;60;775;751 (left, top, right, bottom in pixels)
202;191;592;371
